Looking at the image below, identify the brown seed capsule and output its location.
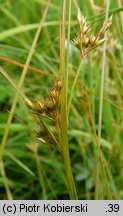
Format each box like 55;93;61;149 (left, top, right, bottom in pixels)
83;37;89;47
50;89;59;99
45;97;56;109
55;79;63;91
83;25;91;35
33;100;45;113
72;37;80;49
89;36;96;45
96;38;105;47
38;100;45;112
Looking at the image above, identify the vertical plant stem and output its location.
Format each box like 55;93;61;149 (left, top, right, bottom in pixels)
96;0;111;199
68;60;83;116
117;0;123;30
0;161;13;200
60;0;78;199
87;95;112;199
35;153;47;199
66;0;71;94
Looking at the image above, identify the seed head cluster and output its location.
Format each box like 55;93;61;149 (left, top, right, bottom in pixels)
72;9;112;57
25;78;63;151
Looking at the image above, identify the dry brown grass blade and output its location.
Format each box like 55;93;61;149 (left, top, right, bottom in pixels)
0;56;56;78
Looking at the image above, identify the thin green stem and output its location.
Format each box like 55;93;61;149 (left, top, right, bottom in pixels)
35;153;47;199
68;60;83;116
117;0;123;30
66;0;71;95
60;0;78;199
96;0;111;199
0;161;13;200
85;95;112;199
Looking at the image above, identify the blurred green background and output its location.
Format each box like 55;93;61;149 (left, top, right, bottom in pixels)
0;0;123;199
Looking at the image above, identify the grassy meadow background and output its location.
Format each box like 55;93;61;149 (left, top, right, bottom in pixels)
0;0;123;199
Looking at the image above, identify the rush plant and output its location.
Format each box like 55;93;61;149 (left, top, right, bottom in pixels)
1;0;119;200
